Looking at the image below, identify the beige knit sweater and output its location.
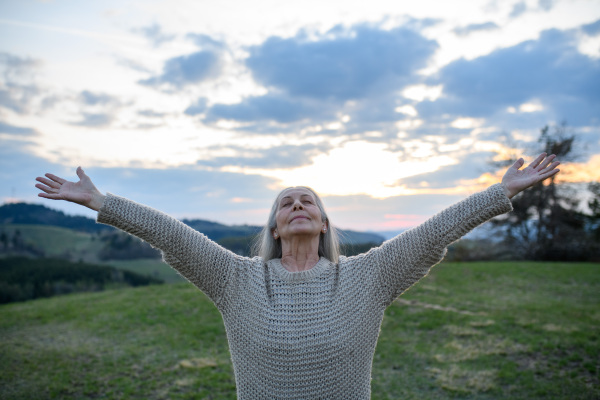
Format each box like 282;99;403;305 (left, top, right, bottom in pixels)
97;183;512;399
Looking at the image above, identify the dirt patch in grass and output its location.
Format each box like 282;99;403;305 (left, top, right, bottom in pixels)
428;364;497;393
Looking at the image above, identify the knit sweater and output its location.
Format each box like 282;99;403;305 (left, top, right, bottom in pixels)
96;183;513;399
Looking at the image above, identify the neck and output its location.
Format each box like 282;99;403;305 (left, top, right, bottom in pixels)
280;237;321;272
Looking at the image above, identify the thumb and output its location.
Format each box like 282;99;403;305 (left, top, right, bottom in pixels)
76;166;87;181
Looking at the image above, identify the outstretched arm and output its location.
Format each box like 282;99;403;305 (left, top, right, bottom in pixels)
35;167;106;211
370;153;560;307
35;167;244;306
501;153;560;199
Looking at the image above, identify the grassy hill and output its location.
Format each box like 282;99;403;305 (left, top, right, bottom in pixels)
1;261;598;399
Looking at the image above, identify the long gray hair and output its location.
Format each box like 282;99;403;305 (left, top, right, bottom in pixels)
252;186;340;263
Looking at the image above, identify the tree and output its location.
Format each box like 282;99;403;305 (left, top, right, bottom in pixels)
492;123;598;261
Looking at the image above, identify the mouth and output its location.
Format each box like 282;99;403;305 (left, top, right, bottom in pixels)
290;215;309;222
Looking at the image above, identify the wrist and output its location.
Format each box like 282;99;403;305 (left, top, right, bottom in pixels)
88;192;106;212
501;183;514;199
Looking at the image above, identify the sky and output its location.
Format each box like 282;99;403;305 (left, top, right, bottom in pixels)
0;0;599;234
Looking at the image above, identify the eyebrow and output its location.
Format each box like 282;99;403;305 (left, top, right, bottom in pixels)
280;194;314;202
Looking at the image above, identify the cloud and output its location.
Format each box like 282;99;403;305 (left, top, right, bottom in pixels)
70;112;114;127
205;93;334;124
79;90;121;106
509;1;527;18
138;109;167;118
245;24;438;101
0;52;42;114
0;121;37;136
397;151;495;189
184;97;208;116
197;142;333;169
418;28;600;126
201;23;437;132
136;23;176;47
537;0;557;12
139;50;223;89
453;22;500;37
582;19;600;36
186;33;226;50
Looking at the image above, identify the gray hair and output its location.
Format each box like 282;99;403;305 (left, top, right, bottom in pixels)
252;186;340;263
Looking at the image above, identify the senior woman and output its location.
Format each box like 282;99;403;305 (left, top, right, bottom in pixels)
35;153;559;399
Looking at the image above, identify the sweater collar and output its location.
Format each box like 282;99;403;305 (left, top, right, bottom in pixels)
268;257;332;282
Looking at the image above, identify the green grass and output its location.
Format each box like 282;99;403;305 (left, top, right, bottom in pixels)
104;259;185;284
1;224;104;261
1;261;598;399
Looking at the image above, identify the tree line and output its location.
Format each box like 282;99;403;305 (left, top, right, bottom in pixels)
0;257;163;304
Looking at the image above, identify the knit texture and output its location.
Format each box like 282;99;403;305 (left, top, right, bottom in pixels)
97;183;512;399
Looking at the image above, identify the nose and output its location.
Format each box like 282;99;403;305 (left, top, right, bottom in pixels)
292;199;304;211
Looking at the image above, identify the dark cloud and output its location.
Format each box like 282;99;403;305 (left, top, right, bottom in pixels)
418;29;600;126
136;23;176;47
200;24;437;131
197;142;332;169
453;22;500;37
245;25;438;101
509;1;527;18
139;50;223;89
582;19;600;36
0;121;37;136
205;93;334;124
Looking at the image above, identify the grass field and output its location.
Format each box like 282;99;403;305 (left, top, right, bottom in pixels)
1;261;598;399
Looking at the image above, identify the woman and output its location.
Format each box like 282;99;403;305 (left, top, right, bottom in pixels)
35;153;559;399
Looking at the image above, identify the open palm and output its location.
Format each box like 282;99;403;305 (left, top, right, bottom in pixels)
35;167;105;211
502;153;560;199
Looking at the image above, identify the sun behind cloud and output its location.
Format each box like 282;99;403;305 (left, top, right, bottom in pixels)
224;141;457;198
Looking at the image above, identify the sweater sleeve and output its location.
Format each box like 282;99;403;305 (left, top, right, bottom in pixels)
372;183;513;307
96;193;244;306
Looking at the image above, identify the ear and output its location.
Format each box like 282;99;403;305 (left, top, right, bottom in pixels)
272;229;279;239
322;220;329;233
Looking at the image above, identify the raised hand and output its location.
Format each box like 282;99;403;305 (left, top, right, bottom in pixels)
501;153;560;199
35;167;106;211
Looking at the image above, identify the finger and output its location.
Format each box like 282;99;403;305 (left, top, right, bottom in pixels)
36;176;61;189
510;158;525;171
537;154;556;171
541;161;560;174
35;183;59;194
38;192;62;200
538;168;560;180
529;153;547;169
44;173;67;185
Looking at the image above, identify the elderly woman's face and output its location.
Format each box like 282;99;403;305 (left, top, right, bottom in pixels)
274;188;325;241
